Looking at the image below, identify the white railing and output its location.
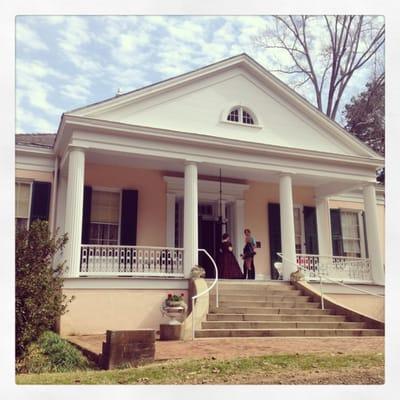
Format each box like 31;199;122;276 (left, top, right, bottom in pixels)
80;245;184;277
277;253;383;310
294;253;373;283
192;249;219;340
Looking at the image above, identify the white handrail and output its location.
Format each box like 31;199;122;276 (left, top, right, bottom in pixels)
277;253;384;311
191;249;219;340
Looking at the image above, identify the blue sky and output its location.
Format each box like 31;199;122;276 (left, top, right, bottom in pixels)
16;16;382;133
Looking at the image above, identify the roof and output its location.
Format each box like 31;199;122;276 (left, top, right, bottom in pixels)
16;133;56;148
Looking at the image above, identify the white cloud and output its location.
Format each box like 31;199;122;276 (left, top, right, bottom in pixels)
60;76;92;103
16;23;49;51
16;60;65;116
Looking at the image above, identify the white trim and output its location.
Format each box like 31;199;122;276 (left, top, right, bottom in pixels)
221;119;263;129
164;176;249;200
63;277;189;290
293;204;306;254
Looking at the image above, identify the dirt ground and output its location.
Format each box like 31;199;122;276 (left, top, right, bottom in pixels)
67;335;384;361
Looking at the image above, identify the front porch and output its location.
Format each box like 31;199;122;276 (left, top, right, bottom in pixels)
53;154;383;285
54;116;384;286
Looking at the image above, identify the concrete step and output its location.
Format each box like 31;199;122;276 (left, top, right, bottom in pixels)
211;307;333;315
195;328;384;338
209;281;294;289
214;294;311;302
206;313;347;322
202;321;366;329
215;300;320;309
214;289;302;297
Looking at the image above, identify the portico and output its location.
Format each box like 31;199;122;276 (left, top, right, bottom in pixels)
55;116;384;285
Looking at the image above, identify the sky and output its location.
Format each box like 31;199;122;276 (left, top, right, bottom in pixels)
15;15;383;133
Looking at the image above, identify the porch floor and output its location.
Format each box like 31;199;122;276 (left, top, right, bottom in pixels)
66;334;383;364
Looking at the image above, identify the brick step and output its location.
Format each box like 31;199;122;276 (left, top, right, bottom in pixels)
195;328;384;338
215;300;320;309
211;307;333;315
213;294;311;302
202;321;366;329
206;313;347;322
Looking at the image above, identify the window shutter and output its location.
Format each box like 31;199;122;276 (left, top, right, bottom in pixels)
120;189;138;245
361;211;369;258
303;206;319;254
81;186;92;244
268;203;281;280
330;209;344;256
29;181;51;224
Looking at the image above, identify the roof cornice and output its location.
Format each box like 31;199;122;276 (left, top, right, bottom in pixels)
61;114;384;169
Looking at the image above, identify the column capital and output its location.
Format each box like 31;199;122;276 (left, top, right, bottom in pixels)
278;172;295;179
68;145;86;154
362;181;377;189
184;160;198;167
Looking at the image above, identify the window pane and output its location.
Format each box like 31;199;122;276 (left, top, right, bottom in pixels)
91;191;120;224
242;110;254;124
15;183;30;218
227;109;239;122
341;211;361;257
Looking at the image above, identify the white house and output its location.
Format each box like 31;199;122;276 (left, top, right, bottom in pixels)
15;54;384;335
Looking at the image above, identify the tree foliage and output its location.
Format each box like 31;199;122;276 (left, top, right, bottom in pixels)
15;220;70;358
343;74;385;155
255;16;384;120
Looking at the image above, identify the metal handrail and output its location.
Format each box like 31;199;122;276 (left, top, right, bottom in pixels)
277;253;384;310
191;249;219;340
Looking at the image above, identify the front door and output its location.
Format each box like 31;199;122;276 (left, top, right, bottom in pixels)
198;217;219;278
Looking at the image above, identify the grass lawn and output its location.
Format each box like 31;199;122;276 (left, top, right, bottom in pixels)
16;352;384;385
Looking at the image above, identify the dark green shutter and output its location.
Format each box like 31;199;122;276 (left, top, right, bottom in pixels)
362;211;369;257
330;209;344;256
120;189;138;245
303;206;319;254
268;203;281;280
29;181;51;224
81;186;92;244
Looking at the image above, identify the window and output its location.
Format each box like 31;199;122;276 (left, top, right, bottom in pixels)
89;190;120;245
15;182;31;230
340;211;362;258
227;107;255;125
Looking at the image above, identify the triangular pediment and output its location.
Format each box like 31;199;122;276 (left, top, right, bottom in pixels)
67;54;382;159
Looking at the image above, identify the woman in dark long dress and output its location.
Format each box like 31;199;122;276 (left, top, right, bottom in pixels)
217;233;243;279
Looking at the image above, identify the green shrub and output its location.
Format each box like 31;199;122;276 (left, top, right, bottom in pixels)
16;220;70;358
17;331;91;374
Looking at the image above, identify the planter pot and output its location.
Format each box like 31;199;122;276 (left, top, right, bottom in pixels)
161;301;187;325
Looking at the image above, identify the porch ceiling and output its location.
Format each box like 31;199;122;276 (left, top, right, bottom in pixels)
84;149;363;191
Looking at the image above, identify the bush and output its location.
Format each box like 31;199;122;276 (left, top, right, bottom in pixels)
16;220;70;358
16;331;91;373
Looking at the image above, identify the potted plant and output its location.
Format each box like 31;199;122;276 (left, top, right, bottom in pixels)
161;293;187;325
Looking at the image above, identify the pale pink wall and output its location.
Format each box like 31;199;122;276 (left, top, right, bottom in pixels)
85;164;166;246
60;289;188;335
329;199;385;262
244;181;315;279
15;169;53;182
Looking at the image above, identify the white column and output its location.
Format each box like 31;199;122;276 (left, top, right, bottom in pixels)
316;197;333;256
363;183;384;285
64;148;85;278
166;192;176;247
234;199;245;260
183;162;198;277
280;174;297;279
55;174;67;235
